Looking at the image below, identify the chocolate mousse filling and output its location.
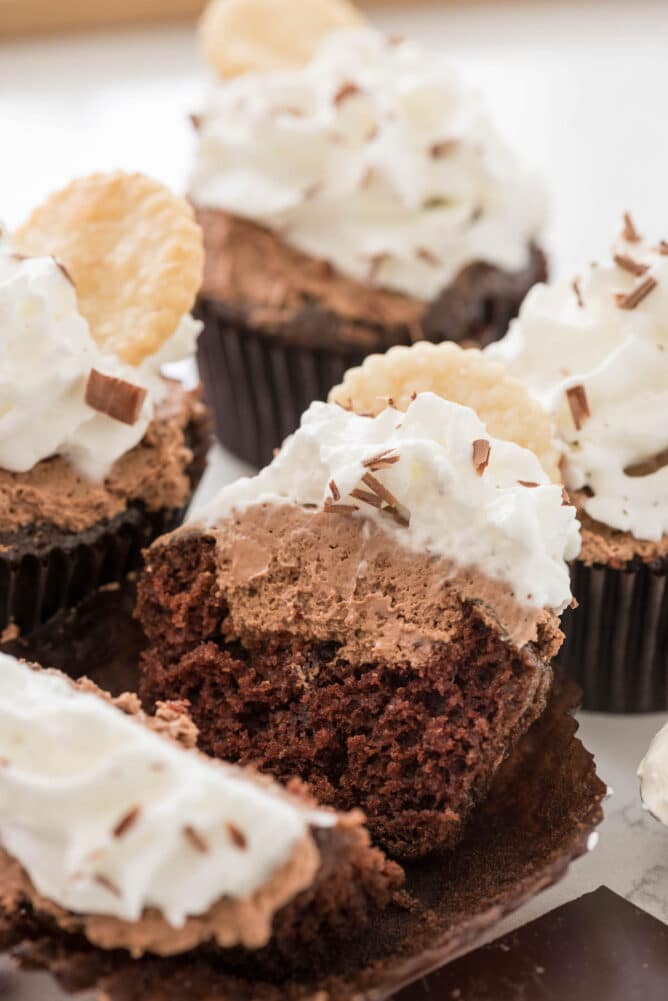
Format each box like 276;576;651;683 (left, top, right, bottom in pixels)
195;209;547;466
138;503;563;860
0;385;210;635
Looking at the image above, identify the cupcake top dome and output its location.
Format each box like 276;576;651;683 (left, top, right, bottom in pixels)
488;214;668;543
191;7;545;301
2;173;203;481
196;392;580;615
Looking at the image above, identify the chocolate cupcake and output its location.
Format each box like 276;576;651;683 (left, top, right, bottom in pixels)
138;384;578;860
190;0;547;466
488;214;668;711
0;654;401;967
0;173;209;638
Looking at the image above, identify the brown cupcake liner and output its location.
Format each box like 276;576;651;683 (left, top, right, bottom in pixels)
0;679;605;1001
196;297;369;468
0;414;210;639
556;559;668;712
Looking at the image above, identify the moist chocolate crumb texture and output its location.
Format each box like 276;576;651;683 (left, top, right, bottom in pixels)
138;392;580;860
0;174;210;635
190;6;547;464
488;215;668;710
0;654;401;965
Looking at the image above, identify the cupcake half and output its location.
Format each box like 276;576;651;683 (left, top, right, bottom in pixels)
0;654;401;963
488;215;668;710
190;0;547;466
0;173;209;638
138;377;578;859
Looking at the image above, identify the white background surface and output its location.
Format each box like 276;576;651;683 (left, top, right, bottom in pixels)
1;2;668;997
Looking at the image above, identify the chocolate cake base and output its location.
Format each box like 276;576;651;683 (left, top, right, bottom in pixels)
138;534;557;860
195;206;547;466
0;682;605;1001
0;414;209;638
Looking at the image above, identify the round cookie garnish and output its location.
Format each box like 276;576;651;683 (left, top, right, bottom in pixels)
199;0;365;78
329;342;561;481
13;173;204;366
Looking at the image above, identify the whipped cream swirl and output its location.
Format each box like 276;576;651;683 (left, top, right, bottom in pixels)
197;394;580;612
0;654;331;927
639;720;668;827
191;28;545;301
488;225;668;541
0;241;200;481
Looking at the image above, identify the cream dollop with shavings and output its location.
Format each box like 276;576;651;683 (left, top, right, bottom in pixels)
488;222;668;541
196;394;580;612
191;28;545;301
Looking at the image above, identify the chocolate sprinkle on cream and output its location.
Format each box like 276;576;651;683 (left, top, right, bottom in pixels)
429;139;459;158
416;247;442;267
572;278;584;308
323;501;359;515
94;874;121;898
622;212;641;243
658;240;668;255
566;385;591;430
350;487;383;509
334;81;361;105
615;275;657;310
361;471;401;509
613;252;649;277
362;448;400;470
112;806;141;839
518;480;539;488
183;825;209;854
328;479;341;502
225;822;248;850
472;438;491;476
85;369;147;426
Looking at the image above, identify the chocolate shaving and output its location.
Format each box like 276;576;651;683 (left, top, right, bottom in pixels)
328;479;341;502
85;369;147;426
572;278;584;308
566;385;591;430
361;471;400;509
615;275;657;309
323;501;359;515
368;252;390;283
53;257;74;285
657;240;668;255
472;439;491;476
189;113;202;131
561;486;572;506
183;825;209;854
334;81;361;105
350;487;383;509
417;247;442;267
94;874;121;898
362;448;400;469
303;182;322;202
226;822;248;850
622;212;641;243
429;139;458;158
518;480;539;488
625;446;668;477
410;390;417;401
112;806;141;839
381;501;410;527
613;252;649;277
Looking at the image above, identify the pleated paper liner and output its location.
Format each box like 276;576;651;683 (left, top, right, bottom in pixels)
556;559;668;712
0;414;210;639
196;297;370;468
0;680;605;1001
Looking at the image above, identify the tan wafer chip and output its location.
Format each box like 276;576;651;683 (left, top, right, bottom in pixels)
14;173;204;366
199;0;366;78
329;342;561;481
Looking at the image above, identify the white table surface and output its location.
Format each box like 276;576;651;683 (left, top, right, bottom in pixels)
1;2;668;997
